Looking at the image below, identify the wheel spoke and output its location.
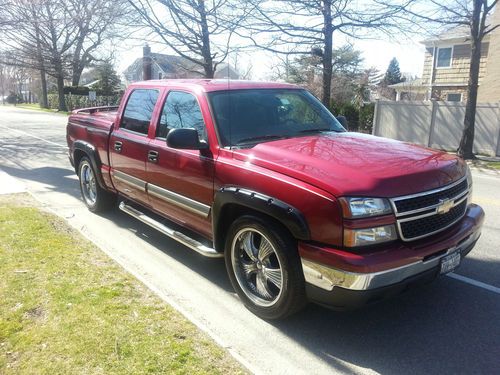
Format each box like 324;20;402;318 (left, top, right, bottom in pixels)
257;239;274;262
241;232;257;261
241;260;258;277
264;267;282;289
255;272;273;299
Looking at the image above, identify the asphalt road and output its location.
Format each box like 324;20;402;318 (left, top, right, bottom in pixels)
1;105;499;375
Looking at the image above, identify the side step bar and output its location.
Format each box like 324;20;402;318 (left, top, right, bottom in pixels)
119;202;223;258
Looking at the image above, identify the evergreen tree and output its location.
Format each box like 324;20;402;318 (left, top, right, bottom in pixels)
91;63;121;96
383;57;404;85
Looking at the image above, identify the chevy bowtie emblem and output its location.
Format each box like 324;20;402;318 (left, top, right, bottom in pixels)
437;198;454;214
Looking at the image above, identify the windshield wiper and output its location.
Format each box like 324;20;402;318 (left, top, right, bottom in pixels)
235;135;285;145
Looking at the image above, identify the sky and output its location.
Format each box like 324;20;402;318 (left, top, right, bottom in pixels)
115;20;428;82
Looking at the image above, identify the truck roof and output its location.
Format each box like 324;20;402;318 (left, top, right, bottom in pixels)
128;79;300;92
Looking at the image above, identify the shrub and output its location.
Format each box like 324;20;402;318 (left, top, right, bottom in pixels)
328;101;374;134
48;93;122;111
6;92;23;104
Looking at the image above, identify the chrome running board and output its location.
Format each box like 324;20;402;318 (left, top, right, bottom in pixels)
119;202;223;258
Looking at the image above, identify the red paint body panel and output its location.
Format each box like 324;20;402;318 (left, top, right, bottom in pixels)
232;133;466;197
66;79;483;277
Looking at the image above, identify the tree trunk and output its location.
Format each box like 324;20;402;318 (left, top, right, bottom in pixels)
321;0;333;107
458;0;482;160
40;69;48;108
198;0;214;78
56;73;67;112
71;66;83;86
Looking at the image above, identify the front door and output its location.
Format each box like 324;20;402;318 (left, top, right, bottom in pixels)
146;90;215;238
110;88;160;205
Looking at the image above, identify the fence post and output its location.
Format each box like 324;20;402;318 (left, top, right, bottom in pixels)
496;102;500;157
372;99;380;136
428;99;438;147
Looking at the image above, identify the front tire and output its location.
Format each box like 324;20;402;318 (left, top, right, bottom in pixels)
78;157;115;212
225;215;307;320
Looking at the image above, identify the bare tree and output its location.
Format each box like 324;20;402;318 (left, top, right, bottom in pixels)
407;0;499;159
245;0;413;106
64;0;132;86
0;0;130;111
128;0;253;78
0;58;16;104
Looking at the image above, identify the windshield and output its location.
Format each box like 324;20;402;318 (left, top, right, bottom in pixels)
207;89;345;147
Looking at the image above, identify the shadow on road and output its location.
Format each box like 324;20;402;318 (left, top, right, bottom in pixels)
1;162;499;374
0;164;80;197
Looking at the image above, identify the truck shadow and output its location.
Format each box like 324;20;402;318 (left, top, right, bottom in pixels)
273;262;500;375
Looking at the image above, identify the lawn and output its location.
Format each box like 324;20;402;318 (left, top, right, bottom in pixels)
0;195;245;375
484;161;500;170
9;103;68;115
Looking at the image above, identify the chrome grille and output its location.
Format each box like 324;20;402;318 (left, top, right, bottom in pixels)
391;176;469;241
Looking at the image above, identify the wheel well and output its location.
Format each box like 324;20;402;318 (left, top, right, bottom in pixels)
214;203;295;252
73;149;87;173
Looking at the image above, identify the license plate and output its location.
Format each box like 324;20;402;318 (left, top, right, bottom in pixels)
440;251;461;274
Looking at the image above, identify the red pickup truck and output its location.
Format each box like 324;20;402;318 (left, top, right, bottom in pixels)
67;79;484;319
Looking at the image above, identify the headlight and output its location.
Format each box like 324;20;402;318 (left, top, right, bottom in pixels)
344;225;397;247
340;197;392;218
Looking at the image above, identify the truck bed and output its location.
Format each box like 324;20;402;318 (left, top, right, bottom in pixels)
67;106;118;171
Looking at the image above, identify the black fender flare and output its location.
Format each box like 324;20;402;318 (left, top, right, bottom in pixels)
212;187;310;250
73;140;106;189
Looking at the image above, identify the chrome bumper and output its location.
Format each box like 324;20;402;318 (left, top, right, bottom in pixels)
301;230;481;292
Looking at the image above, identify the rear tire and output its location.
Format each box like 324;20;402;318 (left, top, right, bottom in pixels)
225;215;307;320
78;157;115;212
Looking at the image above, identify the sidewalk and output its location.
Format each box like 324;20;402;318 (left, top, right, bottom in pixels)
0;169;25;194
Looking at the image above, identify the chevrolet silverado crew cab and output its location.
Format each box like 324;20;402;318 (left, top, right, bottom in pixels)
67;80;484;319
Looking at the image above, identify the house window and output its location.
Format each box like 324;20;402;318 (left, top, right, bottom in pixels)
436;47;453;68
447;93;462;102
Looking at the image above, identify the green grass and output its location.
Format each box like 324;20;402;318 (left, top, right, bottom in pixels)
468;159;500;171
6;103;68;115
0;195;245;375
484;161;500;170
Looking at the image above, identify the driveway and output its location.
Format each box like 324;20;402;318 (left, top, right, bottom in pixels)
0;105;499;375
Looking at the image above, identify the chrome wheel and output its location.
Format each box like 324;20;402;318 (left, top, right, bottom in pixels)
231;228;284;307
80;162;97;206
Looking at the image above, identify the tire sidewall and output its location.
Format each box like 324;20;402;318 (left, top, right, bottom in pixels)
78;157;98;211
225;215;304;320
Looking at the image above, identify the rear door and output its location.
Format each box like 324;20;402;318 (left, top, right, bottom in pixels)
146;90;215;238
110;88;160;204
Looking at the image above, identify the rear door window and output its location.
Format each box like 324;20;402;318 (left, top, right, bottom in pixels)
121;89;159;135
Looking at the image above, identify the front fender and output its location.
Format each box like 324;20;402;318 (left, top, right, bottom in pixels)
212;187;310;251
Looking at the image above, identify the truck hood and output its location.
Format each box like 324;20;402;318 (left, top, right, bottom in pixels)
232;132;466;197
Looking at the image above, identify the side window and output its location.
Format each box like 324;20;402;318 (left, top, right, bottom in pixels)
157;91;207;141
121;89;159;135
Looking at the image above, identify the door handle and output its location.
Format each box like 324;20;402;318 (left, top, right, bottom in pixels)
114;141;123;152
148;150;159;163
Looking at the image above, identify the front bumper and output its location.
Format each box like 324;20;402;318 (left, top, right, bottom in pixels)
299;204;484;309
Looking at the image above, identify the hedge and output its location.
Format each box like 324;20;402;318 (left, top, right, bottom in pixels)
48;93;122;111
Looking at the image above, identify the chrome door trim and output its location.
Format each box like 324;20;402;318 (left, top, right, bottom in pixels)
148;183;211;218
112;170;146;192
